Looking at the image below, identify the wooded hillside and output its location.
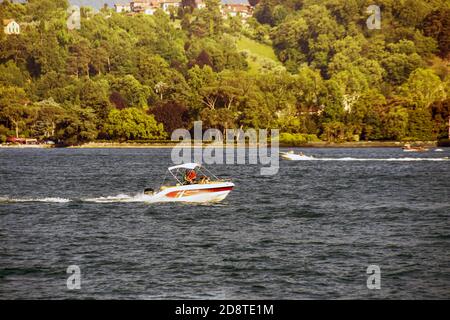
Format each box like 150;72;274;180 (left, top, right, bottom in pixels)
0;0;449;144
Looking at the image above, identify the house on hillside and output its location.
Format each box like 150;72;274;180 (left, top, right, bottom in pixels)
129;0;166;15
130;1;153;13
129;0;182;15
160;0;181;13
144;6;158;15
222;4;253;20
114;3;132;13
120;0;201;16
143;1;164;15
3;19;20;35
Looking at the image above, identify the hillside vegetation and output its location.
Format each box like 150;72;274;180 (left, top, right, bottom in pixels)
0;0;449;145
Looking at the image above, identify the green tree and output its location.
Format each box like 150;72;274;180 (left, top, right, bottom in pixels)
384;107;409;140
56;106;98;145
105;108;166;141
0;86;30;138
399;68;447;109
407;108;435;140
254;0;275;26
67;39;92;78
321;121;346;142
189;0;223;36
80;79;112;120
109;75;150;109
349;89;386;140
0;61;28;87
421;9;450;59
382;40;424;85
34;98;66;138
26;0;68;20
332;66;368;113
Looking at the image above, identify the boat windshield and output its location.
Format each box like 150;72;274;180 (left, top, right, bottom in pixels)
159;165;222;188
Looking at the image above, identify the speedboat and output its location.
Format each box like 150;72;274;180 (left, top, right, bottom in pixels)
280;151;315;161
143;163;234;203
403;143;429;152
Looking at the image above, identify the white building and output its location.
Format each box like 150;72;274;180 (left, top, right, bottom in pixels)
144;7;158;15
3;19;20;35
222;4;253;20
123;0;186;16
161;0;181;13
130;1;152;13
114;4;132;13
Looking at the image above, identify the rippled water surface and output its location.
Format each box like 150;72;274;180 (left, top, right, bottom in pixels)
0;147;449;299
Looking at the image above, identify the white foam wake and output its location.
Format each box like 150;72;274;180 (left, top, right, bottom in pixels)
0;194;152;204
82;193;153;203
0;197;71;203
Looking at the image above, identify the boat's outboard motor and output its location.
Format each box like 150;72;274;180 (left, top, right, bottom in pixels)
144;188;154;195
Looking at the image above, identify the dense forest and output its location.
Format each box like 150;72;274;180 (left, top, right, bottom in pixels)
0;0;449;145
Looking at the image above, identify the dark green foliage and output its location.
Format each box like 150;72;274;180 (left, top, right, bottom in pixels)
254;1;275;26
407;108;435;140
0;0;449;145
421;9;450;59
150;101;189;135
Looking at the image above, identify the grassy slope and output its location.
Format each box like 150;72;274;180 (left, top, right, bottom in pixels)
236;36;282;73
236;36;278;60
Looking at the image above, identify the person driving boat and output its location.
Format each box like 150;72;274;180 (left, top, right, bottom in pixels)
184;169;197;184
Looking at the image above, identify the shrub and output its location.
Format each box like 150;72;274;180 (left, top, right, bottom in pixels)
279;133;321;146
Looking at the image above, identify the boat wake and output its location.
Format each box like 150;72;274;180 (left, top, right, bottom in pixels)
0;193;152;204
289;157;449;162
0;193;230;205
82;193;152;203
0;196;71;203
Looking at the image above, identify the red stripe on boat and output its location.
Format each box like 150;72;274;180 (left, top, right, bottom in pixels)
166;186;233;198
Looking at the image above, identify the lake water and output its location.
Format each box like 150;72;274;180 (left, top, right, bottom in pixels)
0;147;449;299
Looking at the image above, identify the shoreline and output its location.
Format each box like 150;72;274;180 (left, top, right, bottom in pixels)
0;141;441;149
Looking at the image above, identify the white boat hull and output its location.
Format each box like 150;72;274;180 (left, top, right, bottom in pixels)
403;149;428;152
146;182;234;203
280;152;315;161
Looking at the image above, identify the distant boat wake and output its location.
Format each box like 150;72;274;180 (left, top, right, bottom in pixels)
287;157;449;162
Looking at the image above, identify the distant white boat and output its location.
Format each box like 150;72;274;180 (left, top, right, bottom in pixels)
279;151;315;161
435;149;444;152
402;143;429;152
